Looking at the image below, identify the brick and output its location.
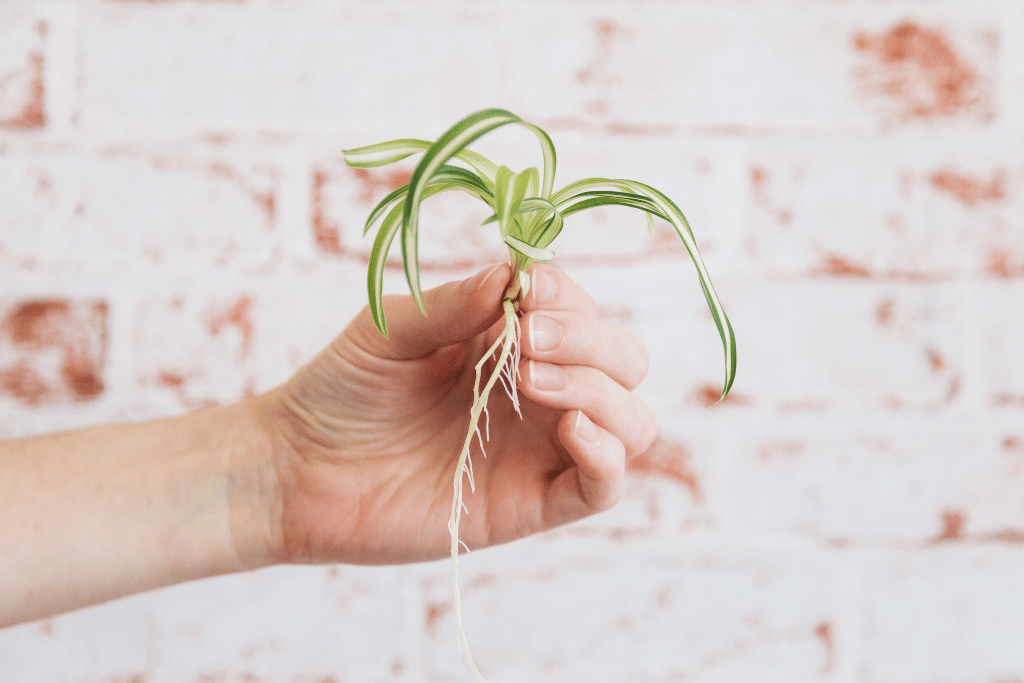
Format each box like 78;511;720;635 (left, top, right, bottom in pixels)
0;8;45;130
731;413;1024;544
129;260;376;414
422;539;852;681
719;278;965;411
134;292;263;411
76;3;502;132
0;148;278;273
504;2;1004;131
743;138;1024;278
865;548;1024;681
851;20;998;126
0;298;107;407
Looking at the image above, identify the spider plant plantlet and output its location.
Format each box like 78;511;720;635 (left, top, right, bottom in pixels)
343;108;736;681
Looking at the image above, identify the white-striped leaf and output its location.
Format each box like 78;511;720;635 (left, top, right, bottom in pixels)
343;139;431;168
363;165;494;237
400;109;558;312
504;234;554;262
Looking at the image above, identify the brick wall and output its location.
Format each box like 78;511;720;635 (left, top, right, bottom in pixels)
1;1;1022;681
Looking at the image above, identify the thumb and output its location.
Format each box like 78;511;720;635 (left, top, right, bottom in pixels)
353;263;512;360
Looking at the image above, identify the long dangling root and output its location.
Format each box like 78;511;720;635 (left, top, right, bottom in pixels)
448;296;521;682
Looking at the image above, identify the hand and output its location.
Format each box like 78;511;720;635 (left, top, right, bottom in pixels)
252;262;657;566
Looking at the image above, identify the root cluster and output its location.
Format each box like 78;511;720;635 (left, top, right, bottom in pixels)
448;292;522;682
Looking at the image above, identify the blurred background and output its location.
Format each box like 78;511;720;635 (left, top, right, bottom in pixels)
1;1;1022;681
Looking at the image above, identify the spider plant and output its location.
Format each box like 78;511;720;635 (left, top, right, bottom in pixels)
344;108;736;681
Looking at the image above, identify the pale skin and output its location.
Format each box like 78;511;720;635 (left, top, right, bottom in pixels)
0;262;656;628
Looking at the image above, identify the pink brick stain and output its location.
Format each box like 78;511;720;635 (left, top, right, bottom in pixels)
935;509;966;542
692;383;752;407
750;166;794;226
204;295;255;358
986;250;1024;278
157;371;186;388
876;298;895;325
925;348;946;373
815;622;836;673
930;169;1006;207
312;166;412;257
425;600;449;637
815;255;871;278
854;22;986;121
627;437;703;501
0;300;107;405
312;168;344;255
0;21;46;130
351;167;413;206
932;509;1024;545
208;163;276;222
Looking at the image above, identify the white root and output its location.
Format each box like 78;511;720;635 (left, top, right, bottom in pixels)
448;296;521;682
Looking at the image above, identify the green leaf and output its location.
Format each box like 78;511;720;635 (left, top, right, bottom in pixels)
557;192;669;223
512;168;542;239
493;166;536;240
362;185;411;237
521;123;557;199
399;109;559;311
344;139;498;181
493;165;517;238
453;148;499;185
549;177;735;399
343;139;431;168
363;165;494;237
367;182;491;335
616;180;736;400
504;234;555;262
366;198;405;335
515;197;563;248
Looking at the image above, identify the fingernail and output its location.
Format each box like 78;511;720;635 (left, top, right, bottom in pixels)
462;263;503;295
574;410;601;445
531;268;557;306
529;360;568;391
529;314;562;352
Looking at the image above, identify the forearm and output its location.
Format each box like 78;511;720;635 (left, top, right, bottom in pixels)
0;399;278;628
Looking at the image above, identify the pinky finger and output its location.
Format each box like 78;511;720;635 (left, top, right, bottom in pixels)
545;410;626;527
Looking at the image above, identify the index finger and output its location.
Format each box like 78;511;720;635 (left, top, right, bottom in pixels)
519;264;599;318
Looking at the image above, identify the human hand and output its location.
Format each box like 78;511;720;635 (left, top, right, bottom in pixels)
249;262;656;566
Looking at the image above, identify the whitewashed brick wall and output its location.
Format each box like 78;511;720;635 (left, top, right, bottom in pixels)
1;1;1022;681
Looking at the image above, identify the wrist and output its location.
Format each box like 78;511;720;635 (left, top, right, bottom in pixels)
221;391;289;570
